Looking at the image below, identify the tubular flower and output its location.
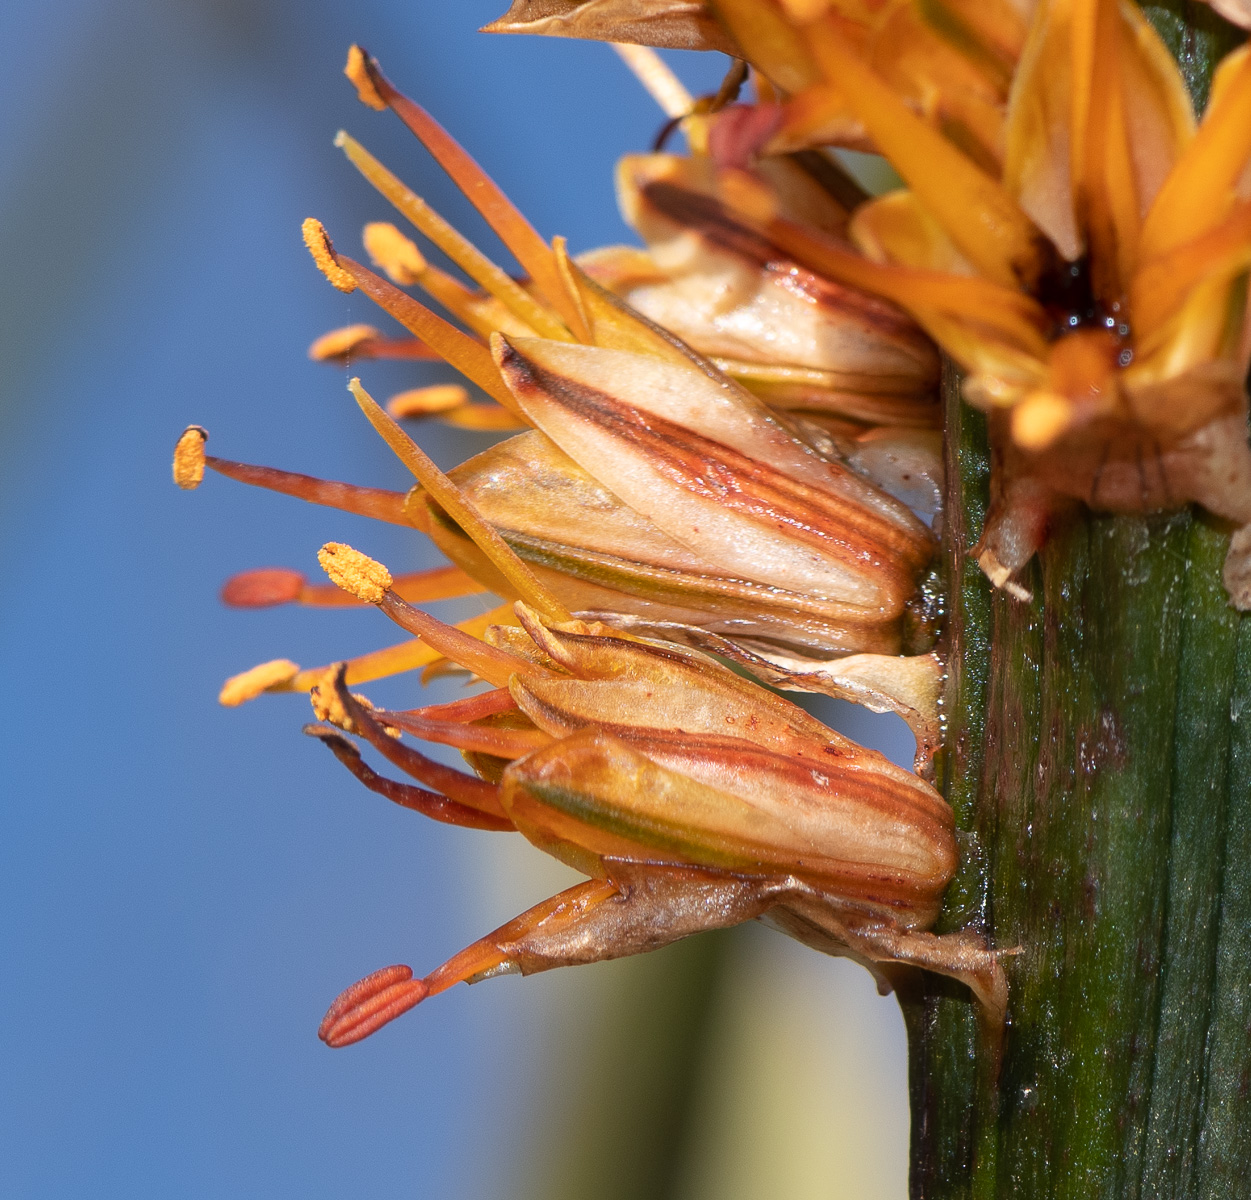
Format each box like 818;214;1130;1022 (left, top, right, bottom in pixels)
629;0;1251;602
172;39;1010;1046
299;552;1006;1048
184;45;950;722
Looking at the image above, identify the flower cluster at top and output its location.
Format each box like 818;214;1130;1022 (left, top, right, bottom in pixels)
174;0;1249;1047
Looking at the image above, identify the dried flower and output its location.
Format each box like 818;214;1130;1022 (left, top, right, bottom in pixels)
297;566;1005;1047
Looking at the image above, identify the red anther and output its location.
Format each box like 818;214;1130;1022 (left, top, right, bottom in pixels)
221;568;305;608
318;965;429;1047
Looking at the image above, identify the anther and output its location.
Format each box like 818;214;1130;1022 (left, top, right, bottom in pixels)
318;542;393;604
363;222;426;285
219;658;301;706
318;964;430;1048
344;45;388;111
387;384;469;418
308;324;380;361
302;218;358;293
172;426;208;490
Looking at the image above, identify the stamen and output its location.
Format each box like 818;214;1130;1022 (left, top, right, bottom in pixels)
611;43;693;120
387;384;469;418
761;213;1051;355
172;426;208;490
203;455;414;526
219;659;301;707
318;964;429;1048
438;403;526;431
377;707;552;758
334;131;571;341
327;669;511;816
343;46;589;339
349;378;574;621
308;324;380;360
377;593;545;688
302;219;357;292
400;688;518;723
319;245;522;410
309;326;441;363
286;604;517;693
318;542;392;604
362;221;426;284
221;563;485;609
801;19;1042;289
303;724;514;831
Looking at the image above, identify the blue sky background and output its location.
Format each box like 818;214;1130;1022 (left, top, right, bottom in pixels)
0;4;911;1196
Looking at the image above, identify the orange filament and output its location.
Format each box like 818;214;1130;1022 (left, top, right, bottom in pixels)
763;215;1051;356
377;592;547;687
331;252;522;410
221;564;485;609
203;455;415;526
802;17;1041;289
398;688;519;724
379;707;552;758
420;879;621;1000
309;327;442;363
327;671;512;817
345;46;590;339
350;379;573;620
335;132;571;341
306;724;514;831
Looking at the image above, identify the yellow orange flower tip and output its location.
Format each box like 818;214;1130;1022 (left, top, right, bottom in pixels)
308;324;380;361
172;425;208;490
362;221;427;285
219;658;301;707
302;218;358;293
318;541;393;604
1012;392;1073;451
386;383;470;419
344;45;387;111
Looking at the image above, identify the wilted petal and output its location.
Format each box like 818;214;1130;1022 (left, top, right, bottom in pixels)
493;335;934;616
483;0;742;53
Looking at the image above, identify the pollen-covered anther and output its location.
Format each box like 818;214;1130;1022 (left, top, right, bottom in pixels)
318;542;393;604
172;426;208;490
362;222;426;285
302;218;357;293
309;668;403;737
1012;391;1074;451
308;324;380;361
219;658;301;707
344;44;388;111
386;384;469;419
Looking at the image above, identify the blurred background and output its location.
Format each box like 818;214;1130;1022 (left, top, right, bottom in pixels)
0;2;913;1196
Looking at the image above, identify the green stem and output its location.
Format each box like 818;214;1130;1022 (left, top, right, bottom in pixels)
907;11;1249;1185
